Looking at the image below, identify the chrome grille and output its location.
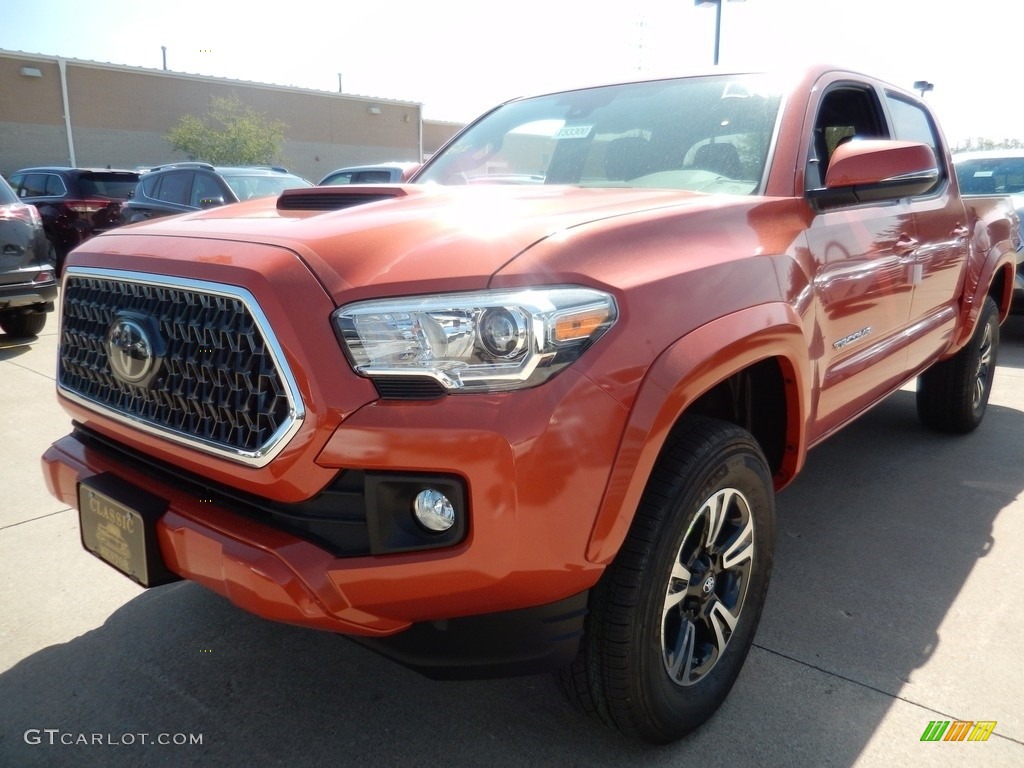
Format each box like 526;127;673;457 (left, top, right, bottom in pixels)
58;269;303;466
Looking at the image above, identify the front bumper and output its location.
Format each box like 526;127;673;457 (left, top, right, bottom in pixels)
43;369;627;645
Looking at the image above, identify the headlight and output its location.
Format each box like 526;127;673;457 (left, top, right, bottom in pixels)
332;287;617;393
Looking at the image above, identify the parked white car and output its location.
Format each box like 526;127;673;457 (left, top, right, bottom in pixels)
317;162;418;185
953;149;1024;309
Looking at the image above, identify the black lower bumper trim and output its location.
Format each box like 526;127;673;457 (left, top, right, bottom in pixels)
351;590;590;679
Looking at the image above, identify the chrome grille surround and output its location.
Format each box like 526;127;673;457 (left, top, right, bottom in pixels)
58;267;305;467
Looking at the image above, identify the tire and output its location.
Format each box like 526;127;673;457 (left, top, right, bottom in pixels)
0;311;47;338
917;296;999;434
46;235;65;276
560;416;775;743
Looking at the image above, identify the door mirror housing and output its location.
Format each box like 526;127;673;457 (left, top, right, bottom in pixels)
809;139;939;208
198;196;226;210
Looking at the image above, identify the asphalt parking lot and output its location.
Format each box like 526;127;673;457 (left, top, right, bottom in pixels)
2;311;1022;768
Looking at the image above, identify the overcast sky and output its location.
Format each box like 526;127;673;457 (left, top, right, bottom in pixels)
2;0;1022;148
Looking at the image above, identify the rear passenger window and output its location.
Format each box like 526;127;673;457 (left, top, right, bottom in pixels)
886;95;940;153
886;94;943;193
155;172;192;205
44;174;66;196
20;173;51;197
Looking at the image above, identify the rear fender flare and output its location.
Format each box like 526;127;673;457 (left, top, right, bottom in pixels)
953;215;1017;349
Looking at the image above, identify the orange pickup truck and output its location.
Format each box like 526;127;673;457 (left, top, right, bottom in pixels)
42;65;1018;743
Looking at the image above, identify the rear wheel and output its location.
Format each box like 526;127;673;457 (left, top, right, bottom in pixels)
0;310;47;338
917;296;999;433
560;416;775;743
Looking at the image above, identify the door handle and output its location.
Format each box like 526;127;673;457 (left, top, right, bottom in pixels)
894;234;919;256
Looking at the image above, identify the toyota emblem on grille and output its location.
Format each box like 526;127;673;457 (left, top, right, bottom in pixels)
106;317;157;385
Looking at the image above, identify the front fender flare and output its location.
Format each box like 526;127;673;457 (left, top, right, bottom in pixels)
585;302;810;565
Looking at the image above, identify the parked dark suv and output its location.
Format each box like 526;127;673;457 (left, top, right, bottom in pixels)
0;174;57;338
121;163;312;224
7;167;140;274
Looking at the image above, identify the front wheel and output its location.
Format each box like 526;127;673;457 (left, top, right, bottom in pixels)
560;416;775;743
917;295;999;434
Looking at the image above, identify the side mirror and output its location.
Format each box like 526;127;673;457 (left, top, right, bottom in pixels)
198;196;226;210
400;164;422;182
809;140;939;207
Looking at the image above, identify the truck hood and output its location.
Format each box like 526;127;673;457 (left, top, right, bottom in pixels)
108;184;731;300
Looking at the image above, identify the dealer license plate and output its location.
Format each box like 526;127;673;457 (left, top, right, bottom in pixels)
78;475;179;588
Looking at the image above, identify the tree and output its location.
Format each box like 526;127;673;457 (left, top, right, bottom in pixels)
166;94;287;165
951;137;1024;153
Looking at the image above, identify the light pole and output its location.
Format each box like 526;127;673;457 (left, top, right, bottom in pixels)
695;0;746;66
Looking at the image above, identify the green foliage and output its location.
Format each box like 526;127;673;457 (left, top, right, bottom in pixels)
166;94;286;165
952;137;1024;153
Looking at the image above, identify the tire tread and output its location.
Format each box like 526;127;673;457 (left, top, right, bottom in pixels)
559;416;774;742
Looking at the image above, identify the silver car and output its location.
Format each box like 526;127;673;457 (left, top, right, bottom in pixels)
0;175;56;338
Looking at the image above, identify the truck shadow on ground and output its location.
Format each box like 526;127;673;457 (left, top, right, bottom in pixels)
2;394;1022;767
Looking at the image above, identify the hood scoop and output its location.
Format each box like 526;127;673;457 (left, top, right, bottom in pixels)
277;185;409;211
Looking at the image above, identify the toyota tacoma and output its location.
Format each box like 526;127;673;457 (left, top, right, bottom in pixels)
43;65;1018;743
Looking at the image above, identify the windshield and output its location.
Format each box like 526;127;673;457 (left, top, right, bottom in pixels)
416;75;783;194
78;173;140;199
222;174;313;200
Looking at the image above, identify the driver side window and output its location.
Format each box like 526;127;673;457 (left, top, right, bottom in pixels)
155;171;192;205
807;86;888;190
191;173;223;208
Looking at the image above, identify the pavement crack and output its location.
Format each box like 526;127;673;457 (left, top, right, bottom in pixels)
136;661;218;719
752;642;1024;746
0;507;71;532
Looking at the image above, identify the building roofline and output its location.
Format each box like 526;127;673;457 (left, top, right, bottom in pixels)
0;48;422;109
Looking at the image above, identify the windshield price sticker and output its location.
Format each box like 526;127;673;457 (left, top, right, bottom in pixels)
555;125;594;140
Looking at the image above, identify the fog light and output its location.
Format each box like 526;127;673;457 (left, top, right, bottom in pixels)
413;489;456;532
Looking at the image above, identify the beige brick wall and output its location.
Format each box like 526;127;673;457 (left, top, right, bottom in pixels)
0;51;462;180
